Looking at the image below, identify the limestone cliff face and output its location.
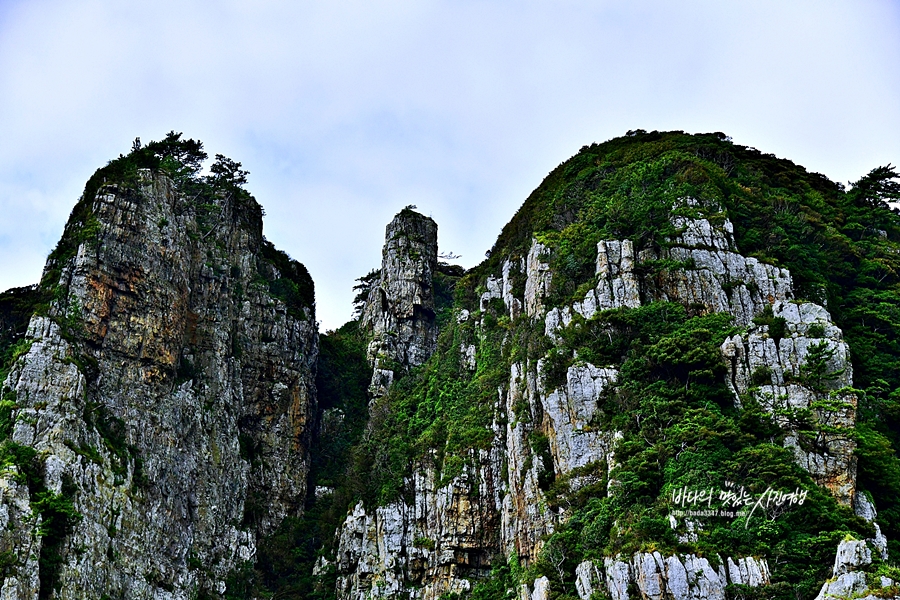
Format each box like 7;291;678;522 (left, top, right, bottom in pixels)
360;209;438;397
812;493;895;600
2;135;896;600
0;169;316;598
546;199;857;505
330;198;872;600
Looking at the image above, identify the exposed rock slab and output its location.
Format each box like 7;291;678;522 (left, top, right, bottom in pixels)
2;171;317;598
362;209;438;397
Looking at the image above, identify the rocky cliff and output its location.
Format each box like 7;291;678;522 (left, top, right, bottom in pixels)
360;208;439;397
320;132;900;600
329;201;853;600
0;137;317;599
2;131;899;600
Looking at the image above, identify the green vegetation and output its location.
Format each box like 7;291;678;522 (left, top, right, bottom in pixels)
351;267;495;504
260;241;315;321
351;269;381;319
525;303;868;599
0;285;42;383
475;130;900;561
42;132;205;292
35;477;82;600
751;305;787;344
444;557;519;600
295;131;900;598
4;130;898;598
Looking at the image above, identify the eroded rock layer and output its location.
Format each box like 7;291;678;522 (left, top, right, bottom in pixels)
1;169;316;598
329;196;874;599
361;209;438;397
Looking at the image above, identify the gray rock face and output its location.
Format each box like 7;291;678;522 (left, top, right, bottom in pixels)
598;552;769;600
335;447;505;600
525;576;550;600
331;351;621;598
854;492;889;559
726;556;771;587
0;472;40;599
542;200;857;505
547;201;793;339
1;171;317;598
721;299;857;504
539;363;618;482
524;241;552;318
814;572;870;600
575;560;602;599
813;570;900;600
594;240;641;312
330;200;863;599
811;493;898;600
361;209;438;397
832;539;872;576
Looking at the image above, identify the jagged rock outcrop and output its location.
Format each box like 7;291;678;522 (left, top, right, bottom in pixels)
0;169;317;598
361;209;438;397
8;135;886;600
650;208;793;324
527;553;769;600
545;199;856;504
331;195;864;599
331;351;622;599
546;199;794;334
812;493;897;600
607;553;768;600
721;300;857;503
334;446;505;600
813;535;896;600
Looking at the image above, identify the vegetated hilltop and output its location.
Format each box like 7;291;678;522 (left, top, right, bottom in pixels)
0;130;898;600
303;130;900;600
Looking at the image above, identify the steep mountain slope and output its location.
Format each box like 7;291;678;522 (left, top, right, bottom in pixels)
310;131;900;600
0;134;317;599
1;130;899;600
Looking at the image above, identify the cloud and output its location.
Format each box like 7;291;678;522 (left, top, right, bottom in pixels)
1;0;898;328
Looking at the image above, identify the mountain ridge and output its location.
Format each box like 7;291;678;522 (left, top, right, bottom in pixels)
0;130;899;599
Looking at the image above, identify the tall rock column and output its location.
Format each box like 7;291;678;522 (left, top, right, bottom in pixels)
0;166;317;599
361;208;438;397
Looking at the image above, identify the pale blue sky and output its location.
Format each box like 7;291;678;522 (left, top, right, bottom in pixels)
1;0;898;329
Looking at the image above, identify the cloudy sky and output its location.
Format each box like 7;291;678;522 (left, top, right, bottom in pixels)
1;1;898;329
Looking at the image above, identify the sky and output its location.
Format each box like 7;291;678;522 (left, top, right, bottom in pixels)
1;1;898;330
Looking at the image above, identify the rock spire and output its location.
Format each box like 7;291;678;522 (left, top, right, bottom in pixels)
361;207;438;397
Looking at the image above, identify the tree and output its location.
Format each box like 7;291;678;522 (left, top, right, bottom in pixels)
849;164;900;210
147;131;207;175
352;269;381;318
206;154;249;188
798;341;844;395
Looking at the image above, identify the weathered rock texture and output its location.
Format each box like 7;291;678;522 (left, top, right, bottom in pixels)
812;492;898;600
331;199;862;599
567;553;769;600
1;170;317;598
0;472;40;598
721;301;857;504
545;199;794;333
548;199;857;504
361;209;438;397
521;553;771;600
